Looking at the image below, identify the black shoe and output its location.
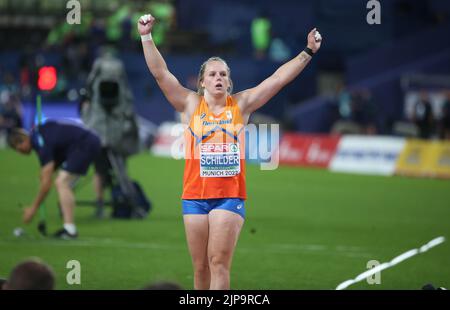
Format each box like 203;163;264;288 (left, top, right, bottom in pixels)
422;283;447;290
53;228;78;240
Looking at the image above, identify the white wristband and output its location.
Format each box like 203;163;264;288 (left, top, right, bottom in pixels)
141;33;153;42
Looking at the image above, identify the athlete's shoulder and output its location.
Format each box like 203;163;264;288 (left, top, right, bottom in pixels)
184;95;203;122
229;94;245;113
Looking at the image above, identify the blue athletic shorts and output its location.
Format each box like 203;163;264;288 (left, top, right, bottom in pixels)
182;198;245;219
61;135;101;175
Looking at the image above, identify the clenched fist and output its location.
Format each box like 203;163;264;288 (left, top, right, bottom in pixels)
307;28;322;53
137;14;156;35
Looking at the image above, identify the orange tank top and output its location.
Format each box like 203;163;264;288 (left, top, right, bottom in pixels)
182;96;246;200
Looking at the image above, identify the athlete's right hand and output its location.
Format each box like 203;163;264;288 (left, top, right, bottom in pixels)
23;206;36;224
138;14;155;35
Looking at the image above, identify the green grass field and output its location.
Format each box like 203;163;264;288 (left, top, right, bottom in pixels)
1;149;449;290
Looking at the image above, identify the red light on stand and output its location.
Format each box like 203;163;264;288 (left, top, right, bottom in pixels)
38;66;57;91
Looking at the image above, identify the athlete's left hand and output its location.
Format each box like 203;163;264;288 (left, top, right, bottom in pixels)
23;207;36;224
307;28;322;53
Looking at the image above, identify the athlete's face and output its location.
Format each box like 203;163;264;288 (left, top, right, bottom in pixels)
15;137;32;154
202;61;231;97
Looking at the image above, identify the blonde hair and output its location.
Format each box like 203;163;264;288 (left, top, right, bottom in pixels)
196;57;233;95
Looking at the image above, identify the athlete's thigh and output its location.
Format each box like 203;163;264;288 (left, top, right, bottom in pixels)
208;209;244;260
183;214;210;262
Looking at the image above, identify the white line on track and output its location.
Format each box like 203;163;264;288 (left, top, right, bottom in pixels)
335;236;446;290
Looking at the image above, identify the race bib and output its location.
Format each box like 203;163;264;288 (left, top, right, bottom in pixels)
199;143;240;177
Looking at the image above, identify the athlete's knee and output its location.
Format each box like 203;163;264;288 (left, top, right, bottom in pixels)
208;252;231;272
55;173;74;190
54;175;66;189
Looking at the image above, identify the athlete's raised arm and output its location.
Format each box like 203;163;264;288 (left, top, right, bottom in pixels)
138;14;198;112
235;28;322;116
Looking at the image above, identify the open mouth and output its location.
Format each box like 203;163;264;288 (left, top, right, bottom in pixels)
215;83;223;89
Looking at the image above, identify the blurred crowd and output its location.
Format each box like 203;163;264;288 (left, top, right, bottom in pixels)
409;91;450;140
46;0;176;50
0;73;23;146
0;0;177;104
332;87;377;136
330;87;450;140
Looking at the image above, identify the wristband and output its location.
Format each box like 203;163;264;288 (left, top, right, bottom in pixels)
303;47;314;57
141;33;153;42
